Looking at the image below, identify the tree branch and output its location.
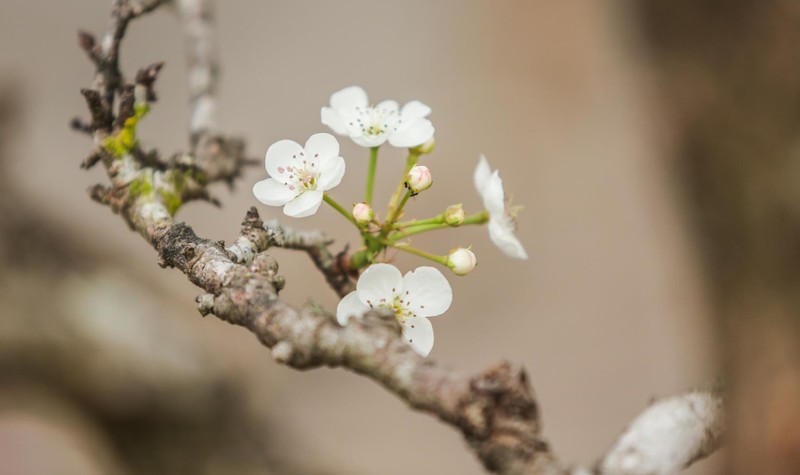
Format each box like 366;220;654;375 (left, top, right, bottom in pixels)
597;387;725;475
74;2;725;474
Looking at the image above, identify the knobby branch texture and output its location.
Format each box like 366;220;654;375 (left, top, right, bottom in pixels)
74;1;724;474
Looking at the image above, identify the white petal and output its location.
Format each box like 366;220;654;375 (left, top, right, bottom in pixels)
304;133;339;161
401;100;431;119
337;291;370;325
265;139;304;178
402;267;452;318
376;100;399;114
482;170;507;216
388;118;434;148
253;178;297;206
356;263;403;308
474;155;492;191
400;316;434;357
321;107;348;135
283;190;323;218
489;219;529;260
330;86;368;110
352;133;388;148
317;155;345;191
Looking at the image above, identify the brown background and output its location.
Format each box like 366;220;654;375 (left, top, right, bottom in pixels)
0;1;720;474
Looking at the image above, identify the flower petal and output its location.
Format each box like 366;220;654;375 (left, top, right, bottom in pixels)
336;291;370;325
482;170;506;216
356;263;403;308
474;155;492;191
304;133;339;161
321;107;348;135
253;178;297;206
265;139;304;178
400;316;434;357
283;189;323;218
317;155;345;191
401;100;431;119
402;267;452;318
353;133;388;148
388;118;434;148
330;86;368;110
489;219;529;260
376;100;399;114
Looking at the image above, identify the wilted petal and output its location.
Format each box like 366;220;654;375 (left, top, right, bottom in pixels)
330;86;368;110
482;171;507;216
253;178;297;206
337;291;370;325
402;267;452;318
474;155;492;191
400;316;434;357
356;263;403;309
489;219;529;260
283;190;323;218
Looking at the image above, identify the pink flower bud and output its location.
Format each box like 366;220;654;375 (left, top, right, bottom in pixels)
448;247;477;276
352;202;374;225
407;165;432;193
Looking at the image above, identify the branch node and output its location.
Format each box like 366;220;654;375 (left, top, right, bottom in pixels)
196;292;215;316
271;341;294;363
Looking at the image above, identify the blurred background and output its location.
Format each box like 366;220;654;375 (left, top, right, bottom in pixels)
0;0;749;474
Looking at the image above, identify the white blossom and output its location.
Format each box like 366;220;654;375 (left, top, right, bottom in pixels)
321;86;434;148
473;155;528;259
253;133;345;218
336;263;452;357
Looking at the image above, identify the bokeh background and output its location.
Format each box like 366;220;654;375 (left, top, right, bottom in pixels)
0;1;723;474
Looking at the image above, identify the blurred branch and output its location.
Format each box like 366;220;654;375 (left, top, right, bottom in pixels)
74;2;725;474
597;387;724;475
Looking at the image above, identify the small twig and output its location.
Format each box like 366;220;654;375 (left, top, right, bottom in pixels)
176;0;219;141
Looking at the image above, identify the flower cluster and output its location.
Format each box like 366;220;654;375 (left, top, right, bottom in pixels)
253;85;528;356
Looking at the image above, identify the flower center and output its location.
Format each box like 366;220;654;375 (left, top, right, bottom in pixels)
277;156;319;192
352;105;402;137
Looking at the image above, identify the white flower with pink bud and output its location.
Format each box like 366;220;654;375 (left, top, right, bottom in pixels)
337;263;452;357
253;133;345;218
407;165;432;194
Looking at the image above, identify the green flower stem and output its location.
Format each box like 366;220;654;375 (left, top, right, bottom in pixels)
385;151;420;221
323;193;358;227
390;211;490;241
390;243;449;265
365;146;379;204
395;214;445;229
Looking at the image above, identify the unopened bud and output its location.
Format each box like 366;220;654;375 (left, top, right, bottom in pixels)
352;202;374;225
407;165;432;194
410;138;435;155
444;204;465;226
448;247;477;276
